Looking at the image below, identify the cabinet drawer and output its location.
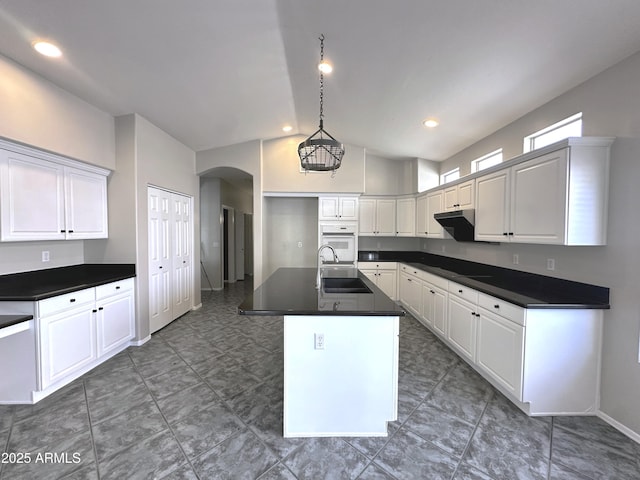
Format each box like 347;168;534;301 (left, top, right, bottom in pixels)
448;281;479;304
478;293;525;326
38;288;95;317
419;271;448;290
359;261;397;271
96;278;134;300
400;264;422;277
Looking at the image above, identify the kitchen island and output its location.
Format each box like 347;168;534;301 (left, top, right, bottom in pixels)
238;267;404;438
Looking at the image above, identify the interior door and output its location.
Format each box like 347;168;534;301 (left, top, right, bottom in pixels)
148;187;172;333
235;212;245;280
172;193;192;319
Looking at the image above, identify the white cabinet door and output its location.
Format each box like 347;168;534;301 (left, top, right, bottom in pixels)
423;282;447;335
319;197;340;220
426;191;445;238
475;169;510;242
396;197;415;236
476;307;524;399
358;198;376;235
375;199;396;236
39;305;97;389
447;294;477;362
399;272;422;318
0;151;66;241
64;167;108;239
377;270;397;300
338;197;358;221
96;292;135;357
510;150;568;244
415;194;428;237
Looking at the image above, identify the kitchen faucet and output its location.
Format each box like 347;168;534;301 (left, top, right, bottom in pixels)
316;244;339;289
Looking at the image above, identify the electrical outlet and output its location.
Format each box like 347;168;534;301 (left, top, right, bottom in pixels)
314;333;325;350
513;254;519;265
547;258;555;271
42;251;50;262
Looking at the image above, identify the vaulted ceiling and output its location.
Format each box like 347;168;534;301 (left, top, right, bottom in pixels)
2;0;640;161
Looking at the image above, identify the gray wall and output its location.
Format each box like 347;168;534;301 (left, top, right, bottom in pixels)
0;54;115;276
263;197;319;280
86;114;200;341
432;50;640;438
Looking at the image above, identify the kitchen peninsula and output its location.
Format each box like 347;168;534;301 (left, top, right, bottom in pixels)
239;267;404;437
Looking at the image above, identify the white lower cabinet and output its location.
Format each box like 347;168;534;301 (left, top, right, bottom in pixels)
396;263;602;415
34;279;135;398
399;270;422;319
96;278;135;357
476;306;524;399
421;274;448;335
359;262;397;300
39;295;97;390
447;288;478;363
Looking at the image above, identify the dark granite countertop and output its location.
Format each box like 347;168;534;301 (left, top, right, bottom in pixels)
238;267;405;316
0;264;136;301
359;251;609;309
0;314;34;330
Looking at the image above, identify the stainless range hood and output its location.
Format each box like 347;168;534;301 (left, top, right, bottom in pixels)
434;209;476;242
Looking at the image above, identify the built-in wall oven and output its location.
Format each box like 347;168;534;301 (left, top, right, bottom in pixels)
319;223;358;265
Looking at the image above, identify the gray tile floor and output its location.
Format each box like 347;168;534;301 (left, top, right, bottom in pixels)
1;279;639;479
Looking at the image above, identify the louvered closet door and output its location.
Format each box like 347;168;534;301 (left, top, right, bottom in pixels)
148;187;172;333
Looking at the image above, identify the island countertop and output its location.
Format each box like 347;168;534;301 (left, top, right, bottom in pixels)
238;267;405;316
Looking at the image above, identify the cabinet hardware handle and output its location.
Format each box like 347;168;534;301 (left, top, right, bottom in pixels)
70;298;76;303
61;229;66;233
430;290;435;294
509;232;514;236
159;266;163;269
98;307;104;311
458;289;463;293
92;309;97;313
503;232;508;236
494;304;500;309
116;286;121;289
68;230;74;233
407;278;412;282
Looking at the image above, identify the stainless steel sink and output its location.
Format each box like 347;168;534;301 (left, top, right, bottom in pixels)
322;277;372;294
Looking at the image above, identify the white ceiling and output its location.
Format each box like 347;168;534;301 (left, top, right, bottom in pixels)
2;0;640;161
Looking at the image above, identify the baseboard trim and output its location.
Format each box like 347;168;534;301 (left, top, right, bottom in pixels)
597;410;640;444
130;335;151;347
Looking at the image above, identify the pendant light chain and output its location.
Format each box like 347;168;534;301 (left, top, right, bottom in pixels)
319;34;325;129
297;33;344;172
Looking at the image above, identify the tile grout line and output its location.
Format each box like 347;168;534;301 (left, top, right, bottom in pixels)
83;379;103;480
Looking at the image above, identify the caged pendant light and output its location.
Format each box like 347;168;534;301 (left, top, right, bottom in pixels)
298;34;344;173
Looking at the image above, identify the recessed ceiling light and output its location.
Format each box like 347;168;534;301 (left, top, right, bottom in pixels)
282;125;293;133
318;61;333;74
33;41;62;58
423;119;439;128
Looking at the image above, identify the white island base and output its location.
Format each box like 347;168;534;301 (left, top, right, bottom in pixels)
283;315;400;438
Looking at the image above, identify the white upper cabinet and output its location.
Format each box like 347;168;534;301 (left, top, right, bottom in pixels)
318;196;359;221
65;167;109;239
0;140;110;242
443;179;474;211
0;151;66;241
416;191;445;238
358;197;396;236
396;197;416;236
475;138;612;245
